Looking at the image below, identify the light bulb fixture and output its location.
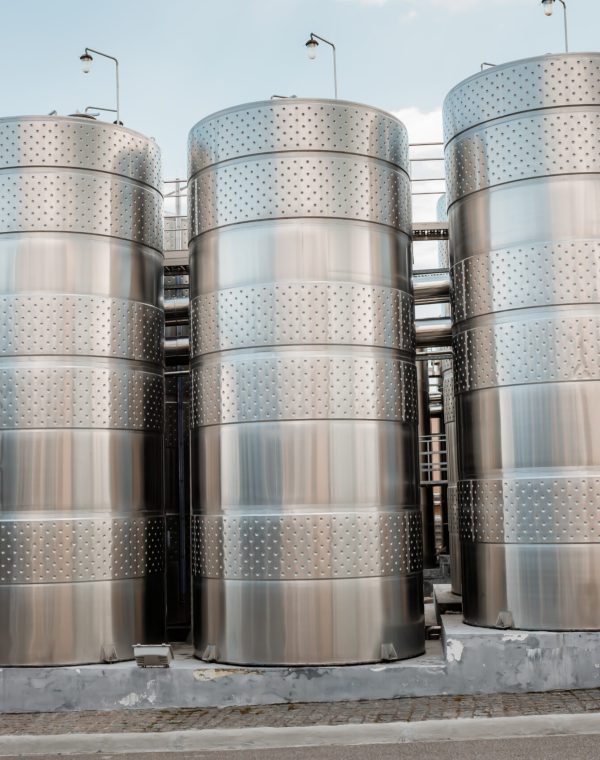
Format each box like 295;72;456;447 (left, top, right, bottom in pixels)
542;0;554;15
305;37;318;60
80;52;93;74
303;33;338;98
78;48;121;124
541;0;569;52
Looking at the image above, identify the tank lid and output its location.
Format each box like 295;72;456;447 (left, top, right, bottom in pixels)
443;52;600;143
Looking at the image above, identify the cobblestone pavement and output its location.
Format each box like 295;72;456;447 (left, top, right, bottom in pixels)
2;689;600;735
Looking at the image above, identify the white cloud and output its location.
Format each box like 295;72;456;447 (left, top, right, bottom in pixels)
336;0;389;5
429;0;518;8
392;106;443;144
338;0;519;11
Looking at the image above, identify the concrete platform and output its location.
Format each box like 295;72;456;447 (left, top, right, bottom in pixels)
433;584;462;624
2;607;600;713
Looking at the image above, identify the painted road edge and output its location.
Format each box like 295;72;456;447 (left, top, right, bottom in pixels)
0;713;599;755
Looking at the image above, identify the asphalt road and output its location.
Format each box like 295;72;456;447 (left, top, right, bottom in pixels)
4;734;600;760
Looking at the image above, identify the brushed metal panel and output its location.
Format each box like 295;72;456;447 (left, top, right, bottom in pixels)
0;235;162;302
193;420;419;515
462;543;600;631
449;175;600;263
0;430;162;513
191;220;411;295
0;577;164;666
442;361;460;594
195;575;424;666
457;383;600;474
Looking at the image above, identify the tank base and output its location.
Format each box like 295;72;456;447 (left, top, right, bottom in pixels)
0;577;165;666
462;542;600;630
194;574;424;666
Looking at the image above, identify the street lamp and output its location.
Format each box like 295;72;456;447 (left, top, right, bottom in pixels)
541;0;569;53
79;48;121;124
304;33;338;99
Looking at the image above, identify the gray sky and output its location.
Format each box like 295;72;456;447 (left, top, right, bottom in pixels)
2;0;597;180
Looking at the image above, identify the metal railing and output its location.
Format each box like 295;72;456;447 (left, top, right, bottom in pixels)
419;433;448;485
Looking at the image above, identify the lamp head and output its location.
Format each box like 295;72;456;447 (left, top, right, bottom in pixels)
80;52;93;74
305;37;318;60
542;0;554;16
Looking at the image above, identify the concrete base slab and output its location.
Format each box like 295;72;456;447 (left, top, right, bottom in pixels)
433;584;462;624
423;558;451;597
441;614;600;694
2;616;600;713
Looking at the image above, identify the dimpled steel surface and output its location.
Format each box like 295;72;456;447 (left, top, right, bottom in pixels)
444;54;600;629
442;361;459;595
0;116;164;664
188;99;423;665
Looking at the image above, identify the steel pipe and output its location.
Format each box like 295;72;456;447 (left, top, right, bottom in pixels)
164;296;189;323
412;273;450;305
415;318;452;347
165;336;190;364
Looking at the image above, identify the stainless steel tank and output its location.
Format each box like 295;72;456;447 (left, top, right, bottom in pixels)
188;99;424;665
442;360;459;594
0;116;165;664
445;53;600;629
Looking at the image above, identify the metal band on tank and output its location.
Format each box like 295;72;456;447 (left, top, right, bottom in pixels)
188;100;409;174
458;478;600;543
0;367;163;430
452;242;600;323
0;517;164;583
443;54;600;140
0;295;163;362
191;355;417;427
447;487;459;533
453;316;600;392
0;117;161;186
189;156;411;236
191;512;422;580
191;284;415;356
442;370;455;424
0;173;162;252
446;110;600;204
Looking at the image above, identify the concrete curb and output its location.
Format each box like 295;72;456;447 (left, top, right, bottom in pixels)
0;712;599;755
